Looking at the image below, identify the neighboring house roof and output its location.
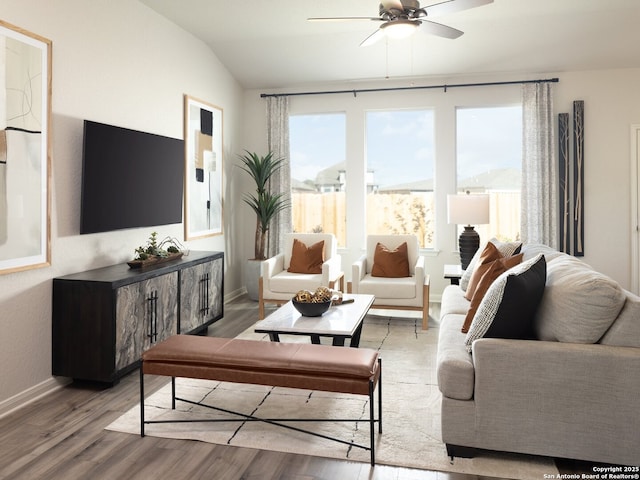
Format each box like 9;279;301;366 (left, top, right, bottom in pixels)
376;168;520;194
294;165;520;193
315;161;345;188
291;178;316;192
378;178;434;193
293;161;376;192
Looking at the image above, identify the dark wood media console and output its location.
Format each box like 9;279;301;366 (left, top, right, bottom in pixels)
52;251;224;384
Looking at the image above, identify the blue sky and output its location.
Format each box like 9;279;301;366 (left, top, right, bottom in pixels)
289;106;521;188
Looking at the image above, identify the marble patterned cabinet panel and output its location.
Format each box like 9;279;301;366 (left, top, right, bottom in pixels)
115;272;178;371
179;257;223;334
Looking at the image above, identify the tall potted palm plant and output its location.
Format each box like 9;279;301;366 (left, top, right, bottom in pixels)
238;150;290;300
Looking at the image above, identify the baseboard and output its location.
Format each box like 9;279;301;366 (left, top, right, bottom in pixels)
0;377;70;420
225;287;248;303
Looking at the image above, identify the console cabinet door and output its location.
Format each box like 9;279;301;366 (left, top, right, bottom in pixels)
115;271;178;371
180;258;223;333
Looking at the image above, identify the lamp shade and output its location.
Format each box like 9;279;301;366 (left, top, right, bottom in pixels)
447;194;490;226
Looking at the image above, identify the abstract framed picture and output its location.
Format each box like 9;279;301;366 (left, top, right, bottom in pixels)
183;95;223;240
0;21;52;274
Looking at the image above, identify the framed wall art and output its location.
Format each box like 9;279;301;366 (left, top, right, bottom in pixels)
558;112;570;253
573;100;584;257
0;21;52;274
183;95;223;240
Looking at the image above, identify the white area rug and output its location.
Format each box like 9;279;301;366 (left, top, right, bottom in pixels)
107;315;558;479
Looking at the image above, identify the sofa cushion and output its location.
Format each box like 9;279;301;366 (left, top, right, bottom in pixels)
371;242;410;278
464;242;502;300
440;284;471;317
465;254;546;352
460;238;522;292
462;253;523;333
600;291;640;348
437;313;475;400
535;255;626;344
520;243;565;262
287;239;324;274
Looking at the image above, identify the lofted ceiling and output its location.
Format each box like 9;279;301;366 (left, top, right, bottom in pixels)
140;0;640;90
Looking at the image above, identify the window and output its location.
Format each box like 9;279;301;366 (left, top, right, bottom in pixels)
456;106;522;242
289;113;347;245
365;110;435;248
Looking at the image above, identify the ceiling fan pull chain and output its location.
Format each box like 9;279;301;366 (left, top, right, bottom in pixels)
385;38;390;79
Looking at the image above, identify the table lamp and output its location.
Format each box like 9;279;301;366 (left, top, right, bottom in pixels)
447;192;490;270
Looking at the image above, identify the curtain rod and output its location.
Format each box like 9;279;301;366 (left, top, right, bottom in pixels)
260;77;559;98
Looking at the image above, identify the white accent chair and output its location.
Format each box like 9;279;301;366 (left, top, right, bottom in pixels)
349;234;430;330
259;233;344;319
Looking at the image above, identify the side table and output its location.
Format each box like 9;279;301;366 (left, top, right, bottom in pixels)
444;264;463;285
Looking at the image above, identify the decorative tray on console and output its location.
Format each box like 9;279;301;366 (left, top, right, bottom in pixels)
127;252;183;269
127;232;186;269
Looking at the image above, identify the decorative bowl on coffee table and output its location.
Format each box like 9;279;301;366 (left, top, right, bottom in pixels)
292;299;331;317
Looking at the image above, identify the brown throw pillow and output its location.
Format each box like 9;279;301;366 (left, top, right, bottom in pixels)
464;242;502;301
371;242;410;278
287;239;325;274
461;253;524;333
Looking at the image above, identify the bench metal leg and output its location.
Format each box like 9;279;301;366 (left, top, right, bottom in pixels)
140;366;145;437
368;357;382;466
369;379;375;466
378;358;382;434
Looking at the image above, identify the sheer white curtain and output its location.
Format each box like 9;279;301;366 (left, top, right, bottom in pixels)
521;82;557;248
266;96;292;257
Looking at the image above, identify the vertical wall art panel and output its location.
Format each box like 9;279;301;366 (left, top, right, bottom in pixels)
184;95;223;240
0;21;51;274
573;100;585;256
558;112;570;253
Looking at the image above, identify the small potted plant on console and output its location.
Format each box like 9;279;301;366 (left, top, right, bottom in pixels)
128;231;186;269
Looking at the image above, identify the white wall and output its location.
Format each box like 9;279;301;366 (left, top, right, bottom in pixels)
554;69;640;291
0;0;244;411
242;68;640;298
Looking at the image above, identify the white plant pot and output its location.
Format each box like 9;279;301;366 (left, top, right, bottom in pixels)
245;259;262;301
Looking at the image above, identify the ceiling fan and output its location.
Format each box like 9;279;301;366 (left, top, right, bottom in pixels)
308;0;494;47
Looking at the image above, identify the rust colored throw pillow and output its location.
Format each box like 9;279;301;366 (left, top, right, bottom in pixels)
371;242;410;278
461;253;524;333
287;239;325;274
464;242;502;301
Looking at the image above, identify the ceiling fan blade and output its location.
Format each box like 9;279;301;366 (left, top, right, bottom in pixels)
308;16;383;22
419;19;463;39
424;0;493;17
360;28;385;47
381;0;405;12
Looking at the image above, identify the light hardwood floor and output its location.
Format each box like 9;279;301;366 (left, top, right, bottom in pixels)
0;297;587;480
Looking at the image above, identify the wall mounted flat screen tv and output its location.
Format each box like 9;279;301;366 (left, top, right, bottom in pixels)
80;120;184;234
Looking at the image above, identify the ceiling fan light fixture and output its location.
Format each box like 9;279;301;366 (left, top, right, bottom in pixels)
381;19;420;39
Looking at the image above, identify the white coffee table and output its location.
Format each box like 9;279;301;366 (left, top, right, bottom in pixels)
254;294;375;347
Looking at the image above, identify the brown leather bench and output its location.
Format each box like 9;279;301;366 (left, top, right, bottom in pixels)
139;335;382;465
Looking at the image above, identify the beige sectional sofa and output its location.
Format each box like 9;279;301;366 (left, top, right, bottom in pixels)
437;243;640;466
